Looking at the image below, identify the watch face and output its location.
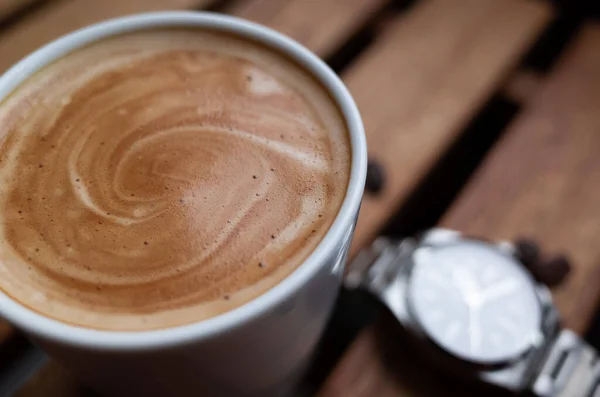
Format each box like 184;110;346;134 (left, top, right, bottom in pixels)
407;240;542;365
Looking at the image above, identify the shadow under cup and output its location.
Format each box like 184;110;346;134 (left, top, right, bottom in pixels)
0;11;366;397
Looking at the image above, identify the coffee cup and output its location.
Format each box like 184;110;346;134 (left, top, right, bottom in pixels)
0;11;366;396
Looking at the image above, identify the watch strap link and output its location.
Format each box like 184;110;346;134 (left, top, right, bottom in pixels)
533;330;600;397
344;237;415;294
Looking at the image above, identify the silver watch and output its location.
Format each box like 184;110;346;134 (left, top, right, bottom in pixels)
345;228;600;397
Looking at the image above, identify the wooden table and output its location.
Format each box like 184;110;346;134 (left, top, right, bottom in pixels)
1;0;600;396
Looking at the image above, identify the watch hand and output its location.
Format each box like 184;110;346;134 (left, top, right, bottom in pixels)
452;266;480;298
479;279;521;304
467;302;482;355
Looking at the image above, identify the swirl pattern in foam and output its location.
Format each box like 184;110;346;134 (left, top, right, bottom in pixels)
0;29;350;330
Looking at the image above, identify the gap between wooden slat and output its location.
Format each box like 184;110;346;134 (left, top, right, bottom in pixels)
502;68;544;104
0;0;39;22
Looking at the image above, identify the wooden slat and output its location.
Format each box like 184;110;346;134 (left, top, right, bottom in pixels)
346;0;553;258
0;0;214;73
442;24;600;335
224;0;388;58
321;21;600;397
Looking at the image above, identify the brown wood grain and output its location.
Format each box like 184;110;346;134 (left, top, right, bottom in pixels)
0;0;213;73
224;0;388;58
442;24;600;335
320;22;600;397
345;0;552;258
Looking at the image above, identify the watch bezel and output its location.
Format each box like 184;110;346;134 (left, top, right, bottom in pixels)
404;234;546;369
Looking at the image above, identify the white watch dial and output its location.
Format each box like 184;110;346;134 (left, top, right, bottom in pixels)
407;240;542;365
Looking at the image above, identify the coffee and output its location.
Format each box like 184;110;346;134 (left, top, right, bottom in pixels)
0;29;350;331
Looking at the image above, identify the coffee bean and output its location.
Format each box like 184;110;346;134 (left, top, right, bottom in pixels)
533;255;571;287
515;238;540;268
365;159;385;194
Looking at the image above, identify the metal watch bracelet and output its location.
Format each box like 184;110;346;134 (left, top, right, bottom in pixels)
533;330;600;397
345;236;600;397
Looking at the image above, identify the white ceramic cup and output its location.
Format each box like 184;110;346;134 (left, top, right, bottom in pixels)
0;11;366;397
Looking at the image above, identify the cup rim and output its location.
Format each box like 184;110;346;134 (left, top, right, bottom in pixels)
0;11;366;351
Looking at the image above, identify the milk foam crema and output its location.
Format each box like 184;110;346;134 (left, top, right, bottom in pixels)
0;29;350;330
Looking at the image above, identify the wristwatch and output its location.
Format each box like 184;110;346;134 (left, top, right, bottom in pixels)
345;228;600;397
